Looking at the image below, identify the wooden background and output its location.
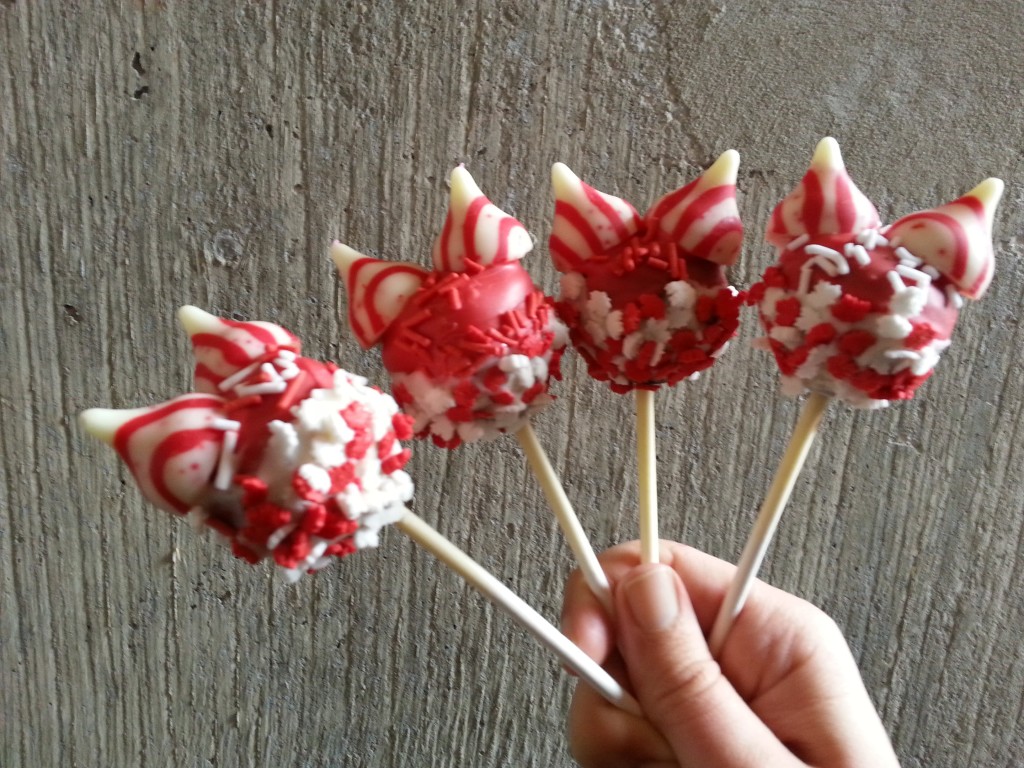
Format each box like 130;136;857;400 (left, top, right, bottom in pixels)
3;1;1023;765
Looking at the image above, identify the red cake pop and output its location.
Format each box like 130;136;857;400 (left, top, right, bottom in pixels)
80;307;414;580
708;138;1003;653
548;150;744;393
333;167;617;608
749;137;1002;408
332;166;566;448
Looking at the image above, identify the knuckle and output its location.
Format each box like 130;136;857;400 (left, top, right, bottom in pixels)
646;656;724;716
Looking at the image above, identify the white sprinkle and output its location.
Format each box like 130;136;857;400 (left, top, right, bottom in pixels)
212;418;241;431
260;362;282;381
213;430;239;490
277;363;300;380
277;349;296;361
893;246;921;266
798;266;813;297
891;286;927;317
298;463;332;494
605;310;624;339
885;350;922;360
805;245;848;271
218;361;261;392
844;243;871;266
799;253;849;295
236;381;288;396
499;354;531;372
805;281;842;309
266;523;297;551
887;270;907;292
665;280;696;308
876;315;913;339
945;286;964;309
786;233;810;251
895;264;932;288
922;265;940;280
856;229;889;249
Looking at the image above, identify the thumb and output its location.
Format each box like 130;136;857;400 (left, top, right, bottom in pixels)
616;565;800;768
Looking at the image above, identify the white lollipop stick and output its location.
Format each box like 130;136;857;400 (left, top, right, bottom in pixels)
395;510;640;715
636;389;658;564
708;392;830;655
516;424;613;614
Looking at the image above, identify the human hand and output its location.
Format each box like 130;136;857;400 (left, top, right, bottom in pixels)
561;541;900;767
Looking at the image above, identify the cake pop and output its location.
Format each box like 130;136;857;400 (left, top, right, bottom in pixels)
548;151;744;562
81;307;414;580
708;138;1003;653
79;307;639;712
333;167;613;611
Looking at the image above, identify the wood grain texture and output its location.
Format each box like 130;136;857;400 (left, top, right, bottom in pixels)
2;1;1023;765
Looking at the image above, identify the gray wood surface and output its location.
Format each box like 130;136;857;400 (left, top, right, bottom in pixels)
3;1;1023;765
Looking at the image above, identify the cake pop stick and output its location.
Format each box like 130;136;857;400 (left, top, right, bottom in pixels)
549;152;744;563
80;307;639;713
708;138;1003;655
332;167;614;613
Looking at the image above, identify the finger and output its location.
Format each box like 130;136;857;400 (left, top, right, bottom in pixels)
561;562;616;665
615;564;804;768
567;654;674;768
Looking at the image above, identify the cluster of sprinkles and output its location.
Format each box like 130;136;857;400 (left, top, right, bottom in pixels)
82;306;414;580
708;137;1003;654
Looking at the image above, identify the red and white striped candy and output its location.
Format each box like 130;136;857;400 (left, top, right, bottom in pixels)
81;393;227;514
766;137;880;249
431;165;534;272
179;306;300;394
331;242;429;348
885;178;1003;300
647;149;743;266
550;163;641;271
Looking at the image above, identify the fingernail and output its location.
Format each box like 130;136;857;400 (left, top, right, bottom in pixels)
624;566;679;632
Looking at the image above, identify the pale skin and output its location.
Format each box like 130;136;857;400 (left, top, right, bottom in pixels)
561;542;901;768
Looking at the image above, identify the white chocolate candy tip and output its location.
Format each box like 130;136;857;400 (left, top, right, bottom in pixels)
448;164;485;210
968;177;1005;222
329;241;367;277
702;149;740;186
811;136;844;170
80;406;149;445
177;305;221;338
